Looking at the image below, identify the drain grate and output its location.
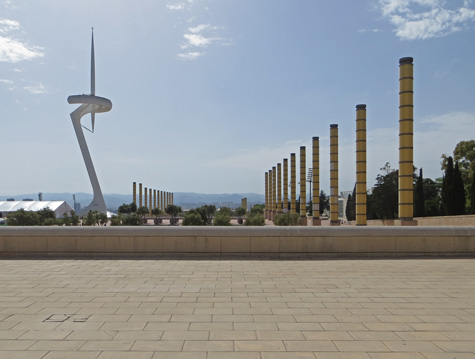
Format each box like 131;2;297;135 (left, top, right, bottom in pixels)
44;314;89;323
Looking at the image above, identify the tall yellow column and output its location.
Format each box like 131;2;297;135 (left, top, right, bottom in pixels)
356;104;367;226
172;193;174;205
160;191;164;211
268;169;273;220
139;183;143;207
265;172;269;219
133;182;137;204
283;158;288;213
399;57;416;225
330;124;340;226
149;188;152;215
290;153;296;214
272;166;276;221
299;146;307;225
153;189;157;210
312;137;321;225
144;187;148;211
277;163;282;215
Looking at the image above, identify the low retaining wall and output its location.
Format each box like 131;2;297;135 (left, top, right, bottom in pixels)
366;215;475;226
1;226;475;257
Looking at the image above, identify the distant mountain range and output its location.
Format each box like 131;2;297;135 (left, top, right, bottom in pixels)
0;192;265;211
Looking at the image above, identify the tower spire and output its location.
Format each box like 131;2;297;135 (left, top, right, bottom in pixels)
91;28;96;131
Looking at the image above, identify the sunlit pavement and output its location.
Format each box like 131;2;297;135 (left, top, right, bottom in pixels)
0;258;474;358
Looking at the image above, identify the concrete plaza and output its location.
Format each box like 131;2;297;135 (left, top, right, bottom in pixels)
0;257;474;359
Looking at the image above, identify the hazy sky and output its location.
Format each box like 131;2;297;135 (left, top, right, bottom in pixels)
2;0;475;196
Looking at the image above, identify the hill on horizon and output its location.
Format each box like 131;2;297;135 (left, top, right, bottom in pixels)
0;192;265;211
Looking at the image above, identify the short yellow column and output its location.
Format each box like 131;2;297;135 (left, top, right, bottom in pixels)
139;183;143;207
290;153;296;214
277;163;282;215
330;124;340;226
133;182;137;205
283;158;288;213
312;137;321;226
299;146;307;226
399;57;416;225
356;105;367;226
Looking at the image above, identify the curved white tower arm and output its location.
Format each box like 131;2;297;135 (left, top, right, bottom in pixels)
68;30;112;215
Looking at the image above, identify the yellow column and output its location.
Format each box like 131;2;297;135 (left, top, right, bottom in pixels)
299;146;307;225
133;182;136;204
144;187;148;211
172;193;174;205
330;124;340;226
290;153;296;214
139;183;143;207
265;172;269;219
277;163;282;215
283;158;288;213
160;191;163;211
272;166;276;221
153;189;156;210
399;57;416;224
149;188;152;215
356;104;367;226
312;137;321;225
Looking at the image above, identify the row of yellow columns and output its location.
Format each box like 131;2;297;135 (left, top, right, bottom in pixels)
264;57;415;225
132;182;174;215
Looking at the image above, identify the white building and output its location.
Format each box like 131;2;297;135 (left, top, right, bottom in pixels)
0;201;73;219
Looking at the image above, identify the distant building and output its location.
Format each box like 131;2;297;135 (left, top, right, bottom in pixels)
0;201;74;219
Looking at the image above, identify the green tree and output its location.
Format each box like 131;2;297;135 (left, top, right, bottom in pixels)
166;204;182;224
182;212;204;226
234;207;246;219
470;171;475;214
122;213;142;225
83;211;99;226
319;190;330;216
110;215;122;226
97;212;108;226
345;185;356;221
423;178;442;217
7;209;40;226
118;203;132;214
152;208;162;218
218;207;233;217
136;206;149;218
454;161;466;214
370;163;398;219
274;212;300;226
441;157;466;215
442;140;475;187
37;207;56;225
244;213;265;226
214;212;231;226
249;204;264;215
414;168;425;217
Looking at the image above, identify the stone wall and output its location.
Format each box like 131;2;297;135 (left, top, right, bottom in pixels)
365;215;475;227
1;226;474;257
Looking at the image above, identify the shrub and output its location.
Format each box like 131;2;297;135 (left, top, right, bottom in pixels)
182;212;205;226
250;204;264;215
110;215;122;226
274;212;300;226
244;213;265;226
122;213;142;226
214;212;231;226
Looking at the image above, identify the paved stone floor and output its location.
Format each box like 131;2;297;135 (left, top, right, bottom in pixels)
0;258;474;359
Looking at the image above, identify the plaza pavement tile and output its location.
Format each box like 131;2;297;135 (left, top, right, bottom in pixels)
0;258;475;358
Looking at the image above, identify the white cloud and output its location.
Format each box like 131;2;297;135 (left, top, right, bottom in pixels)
358;28;381;33
0;18;44;63
179;23;231;59
0;78;13;84
23;82;47;94
167;3;185;10
178;51;204;60
378;0;475;39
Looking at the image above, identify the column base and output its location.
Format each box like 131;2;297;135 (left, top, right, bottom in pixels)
300;216;307;226
330;220;340;226
312;218;321;226
400;219;418;226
